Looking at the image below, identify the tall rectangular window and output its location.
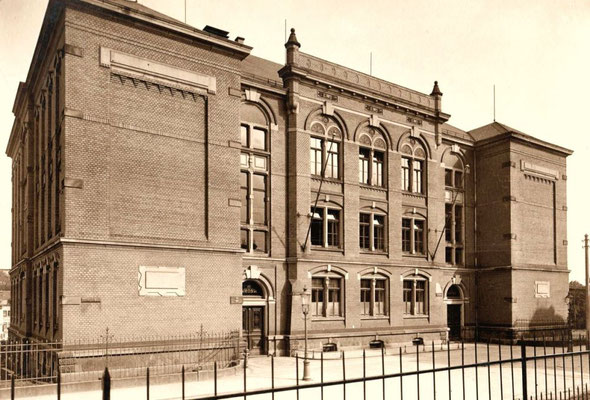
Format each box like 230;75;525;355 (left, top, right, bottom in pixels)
240;172;248;224
402;218;411;252
310;138;322;176
311;207;324;246
359;148;370;184
311;278;324;317
360;279;371;315
359;213;370;250
415;280;426;315
327;209;340;247
403;280;413;314
374;215;385;251
412;160;423;194
252;174;266;225
372;151;384;187
326;141;339;179
327;279;341;317
374;280;386;316
414;220;424;254
401;157;410;191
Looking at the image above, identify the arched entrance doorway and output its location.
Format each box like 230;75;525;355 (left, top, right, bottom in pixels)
446;284;464;340
242;280;266;355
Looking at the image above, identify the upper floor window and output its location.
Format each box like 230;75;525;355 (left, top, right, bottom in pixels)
444;151;464;189
311;272;344;318
402;215;426;255
240;121;269;254
360;274;388;317
358;128;387;187
400;139;427;194
403;274;429;316
359;212;386;252
309;119;342;180
311;207;341;248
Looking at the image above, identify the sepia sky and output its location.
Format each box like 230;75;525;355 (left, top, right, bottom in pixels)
0;0;589;281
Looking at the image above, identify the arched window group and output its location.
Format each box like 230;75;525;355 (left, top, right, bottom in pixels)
358;128;387;187
402;272;429;316
400;139;427;194
360;272;388;316
309;117;343;179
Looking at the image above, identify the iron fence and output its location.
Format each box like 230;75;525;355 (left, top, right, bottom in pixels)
0;329;240;389
5;330;590;399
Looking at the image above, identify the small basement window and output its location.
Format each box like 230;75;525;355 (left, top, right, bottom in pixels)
369;339;384;349
322;343;338;352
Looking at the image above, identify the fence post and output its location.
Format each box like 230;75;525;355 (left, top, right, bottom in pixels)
521;342;528;400
57;368;61;400
102;367;110;400
10;373;14;400
146;367;150;400
182;365;185;400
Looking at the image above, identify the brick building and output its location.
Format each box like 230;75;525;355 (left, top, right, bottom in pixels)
6;0;572;355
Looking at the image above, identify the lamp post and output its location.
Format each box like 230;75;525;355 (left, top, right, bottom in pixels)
301;286;311;381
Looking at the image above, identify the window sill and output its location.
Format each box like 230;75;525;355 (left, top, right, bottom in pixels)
359;184;387;191
311;176;342;184
312;317;345;322
402;191;426;197
311;247;343;253
361;316;389;321
402;253;427;259
360;251;388;256
403;315;429;320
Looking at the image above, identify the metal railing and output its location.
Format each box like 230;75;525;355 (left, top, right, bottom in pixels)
0;329;240;388
5;330;590;399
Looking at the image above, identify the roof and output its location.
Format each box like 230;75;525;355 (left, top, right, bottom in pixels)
441;123;474;142
241;55;283;86
470;122;573;156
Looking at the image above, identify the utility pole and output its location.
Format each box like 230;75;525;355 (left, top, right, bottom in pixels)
585;234;589;335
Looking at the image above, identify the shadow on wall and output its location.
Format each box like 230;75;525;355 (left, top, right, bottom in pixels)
520;306;567;328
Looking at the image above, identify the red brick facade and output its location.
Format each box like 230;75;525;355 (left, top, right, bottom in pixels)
6;0;572;352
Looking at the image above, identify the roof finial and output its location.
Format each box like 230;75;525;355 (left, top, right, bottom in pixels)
430;80;442;96
285;27;301;48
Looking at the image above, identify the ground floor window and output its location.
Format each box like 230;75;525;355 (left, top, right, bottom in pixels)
403;276;428;316
360;276;388;316
311;274;343;317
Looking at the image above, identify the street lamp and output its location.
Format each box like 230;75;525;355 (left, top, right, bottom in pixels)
301;285;311;381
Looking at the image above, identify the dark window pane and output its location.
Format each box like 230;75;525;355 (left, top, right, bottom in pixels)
359;213;370;249
311;207;323;246
455;247;463;265
445;169;453;187
412;160;423;194
415;280;426;314
445;246;453;264
372;151;384;186
455;171;463;188
252;128;266;150
374;215;385;251
403;280;413;314
326;141;339;179
359;148;370;184
252;174;266;225
252;230;267;253
310;138;322;176
241;125;248;147
360;279;371;315
445;204;452;242
375;280;386;315
402;218;411;252
240;229;249;250
327;279;341;316
414;220;424;254
401;157;410;191
312;278;324;317
455;205;463;243
327;209;340;247
241;172;249;224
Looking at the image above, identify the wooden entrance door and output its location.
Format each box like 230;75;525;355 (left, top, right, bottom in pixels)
447;304;462;340
242;306;265;354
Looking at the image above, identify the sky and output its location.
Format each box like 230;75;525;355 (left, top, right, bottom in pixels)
0;0;589;281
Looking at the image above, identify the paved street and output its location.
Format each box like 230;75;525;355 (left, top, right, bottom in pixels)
18;343;590;400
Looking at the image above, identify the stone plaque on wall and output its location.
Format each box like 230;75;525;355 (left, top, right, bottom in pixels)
138;266;185;296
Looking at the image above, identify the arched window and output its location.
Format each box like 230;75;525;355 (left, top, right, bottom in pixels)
309;117;343;180
402;273;429;316
446;284;462;300
360;272;389;317
311;270;344;317
358;128;387;187
240;103;270;254
443;151;465;265
400;139;427;194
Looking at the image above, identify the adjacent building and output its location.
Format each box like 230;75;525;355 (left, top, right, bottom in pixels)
6;0;572;356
